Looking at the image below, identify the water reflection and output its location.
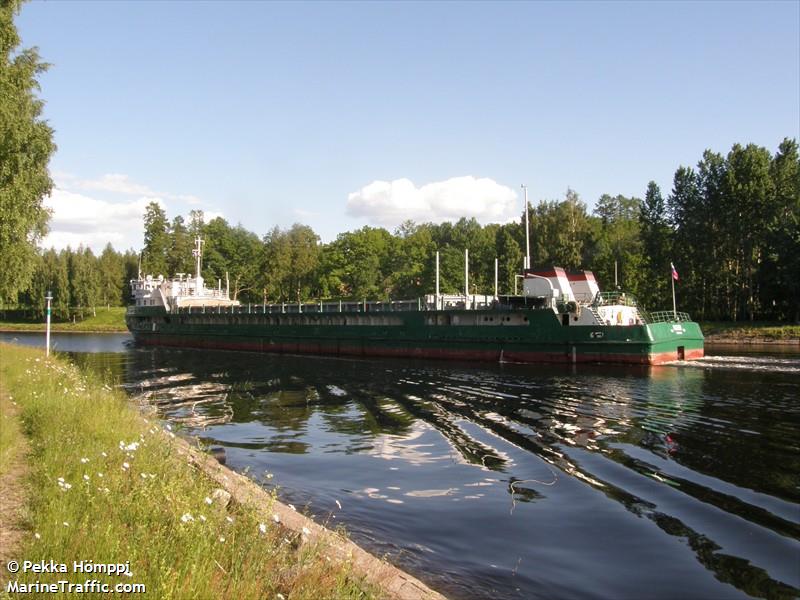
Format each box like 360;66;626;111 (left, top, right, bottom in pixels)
108;346;800;600
6;334;798;599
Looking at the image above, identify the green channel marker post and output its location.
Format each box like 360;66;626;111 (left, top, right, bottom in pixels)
45;290;52;356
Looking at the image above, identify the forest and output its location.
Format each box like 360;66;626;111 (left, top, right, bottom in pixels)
10;138;799;323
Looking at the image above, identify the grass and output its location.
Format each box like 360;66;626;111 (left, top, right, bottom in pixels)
0;343;374;599
0;390;23;478
699;321;800;341
0;307;127;332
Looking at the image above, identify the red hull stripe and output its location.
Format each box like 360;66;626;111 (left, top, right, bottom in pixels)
135;335;703;366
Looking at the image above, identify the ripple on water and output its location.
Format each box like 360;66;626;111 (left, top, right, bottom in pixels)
63;343;800;600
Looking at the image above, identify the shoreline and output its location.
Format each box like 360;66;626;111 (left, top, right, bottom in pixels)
704;337;799;346
0;343;444;599
0;328;129;334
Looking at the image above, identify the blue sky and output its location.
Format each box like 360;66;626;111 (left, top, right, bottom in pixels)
17;0;800;252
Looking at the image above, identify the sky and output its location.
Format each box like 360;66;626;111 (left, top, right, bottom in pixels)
16;0;800;252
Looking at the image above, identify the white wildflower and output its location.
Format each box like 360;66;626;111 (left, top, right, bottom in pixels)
226;516;234;523
80;457;89;464
272;514;280;523
302;526;311;535
259;523;267;534
199;515;207;522
101;451;108;458
219;536;225;543
204;497;213;505
265;472;274;480
335;500;342;510
277;594;286;600
34;532;41;540
140;473;147;479
63;522;69;527
180;513;194;523
97;473;104;478
122;462;130;471
83;475;90;482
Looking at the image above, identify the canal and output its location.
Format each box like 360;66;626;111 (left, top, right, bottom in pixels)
2;332;799;599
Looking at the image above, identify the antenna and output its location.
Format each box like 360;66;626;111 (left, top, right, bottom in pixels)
192;236;205;281
521;184;530;270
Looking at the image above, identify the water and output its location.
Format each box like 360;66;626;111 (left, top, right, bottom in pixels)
3;332;799;599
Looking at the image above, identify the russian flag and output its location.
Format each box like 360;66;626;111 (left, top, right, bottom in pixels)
671;262;679;281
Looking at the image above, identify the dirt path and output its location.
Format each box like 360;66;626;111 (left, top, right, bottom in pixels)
0;390;29;586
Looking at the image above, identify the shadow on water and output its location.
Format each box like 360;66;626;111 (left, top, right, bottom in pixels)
6;333;799;599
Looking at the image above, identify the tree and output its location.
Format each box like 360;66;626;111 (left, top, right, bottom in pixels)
201;217;262;301
495;224;523;294
260;224;320;302
386;222;436;298
319;227;393;299
529;190;593;272
141;201;169;276
725;143;774;320
97;243;124;307
121;250;140;304
639;182;672;309
763;138;800;320
591;194;644;298
68;246;100;318
0;0;56;303
167;215;193;276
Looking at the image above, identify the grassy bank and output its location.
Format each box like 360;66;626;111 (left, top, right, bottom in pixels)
699;321;800;342
0;307;127;332
0;343;373;598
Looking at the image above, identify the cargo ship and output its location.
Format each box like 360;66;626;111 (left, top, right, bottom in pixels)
126;237;704;365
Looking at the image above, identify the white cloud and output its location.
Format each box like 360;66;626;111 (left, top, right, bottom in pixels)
202;210;225;222
346;176;519;227
78;173;156;196
41;188;164;252
54;171;202;205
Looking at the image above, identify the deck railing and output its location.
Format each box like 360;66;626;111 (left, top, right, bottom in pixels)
591;291;639;308
644;310;692;324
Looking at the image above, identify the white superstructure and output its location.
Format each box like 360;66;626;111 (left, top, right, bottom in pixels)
130;237;239;312
522;267;646;327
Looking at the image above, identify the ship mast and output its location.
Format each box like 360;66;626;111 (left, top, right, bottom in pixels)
521;184;530;270
192;236;205;285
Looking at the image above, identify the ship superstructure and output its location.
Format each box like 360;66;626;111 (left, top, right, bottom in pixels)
130;237;239;312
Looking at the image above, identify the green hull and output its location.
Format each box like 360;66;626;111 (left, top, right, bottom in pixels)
126;306;704;365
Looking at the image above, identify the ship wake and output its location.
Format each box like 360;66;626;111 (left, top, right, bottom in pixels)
665;354;800;374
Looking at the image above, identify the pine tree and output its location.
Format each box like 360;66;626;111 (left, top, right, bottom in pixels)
142;202;170;276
